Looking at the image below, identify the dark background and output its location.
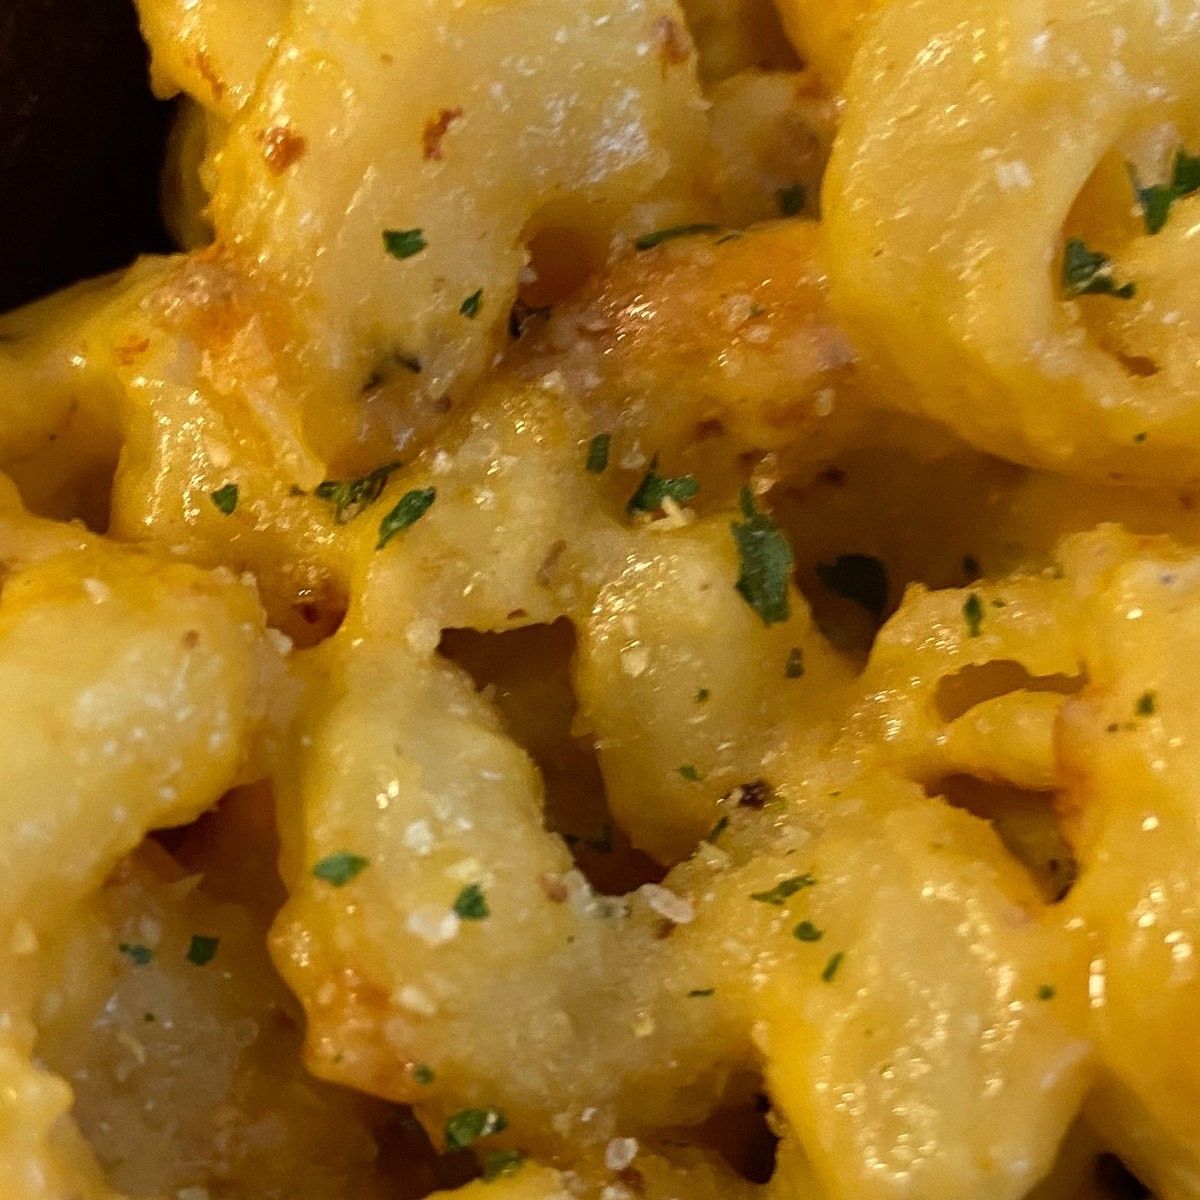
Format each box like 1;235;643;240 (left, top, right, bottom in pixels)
0;0;172;313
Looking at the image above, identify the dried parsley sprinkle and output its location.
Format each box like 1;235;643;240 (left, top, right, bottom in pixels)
383;228;427;259
453;883;489;921
413;1064;435;1085
210;483;238;514
751;874;816;905
445;1107;507;1151
377;487;436;548
816;554;888;616
678;764;702;782
460;289;483;318
785;647;805;678
1129;147;1200;234
731;487;793;626
186;935;220;967
963;592;984;638
1062;238;1135;300
627;457;699;513
793;920;823;942
119;943;153;967
483;1149;525;1181
313;852;369;887
695;687;710;702
634;223;719;251
314;463;402;523
1135;690;1157;717
776;183;806;217
821;950;845;982
688;987;715;998
1037;984;1056;1001
586;433;611;474
707;815;729;843
1133;431;1148;444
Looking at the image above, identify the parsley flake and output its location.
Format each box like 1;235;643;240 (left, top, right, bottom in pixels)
816;554;888;616
707;815;729;842
627;457;699;513
586;433;611;474
119;943;153;967
1129;148;1200;234
483;1149;525;1182
413;1063;436;1085
731;487;793;626
678;764;701;782
821;950;845;982
186;935;219;967
776;184;807;217
445;1107;507;1151
453;883;489;921
313;852;369;887
695;687;710;702
460;289;483;318
377;487;436;548
210;483;238;514
1135;690;1156;717
785;647;805;678
751;874;816;905
963;592;984;638
634;223;720;251
383;228;427;259
688;987;715;998
1037;984;1056;1001
1062;238;1135;300
793;920;823;942
314;463;401;523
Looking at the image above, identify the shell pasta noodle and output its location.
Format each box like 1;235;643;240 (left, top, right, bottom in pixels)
2;0;1200;1197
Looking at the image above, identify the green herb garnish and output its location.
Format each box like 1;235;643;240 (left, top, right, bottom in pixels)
186;935;219;967
1135;690;1156;717
751;874;816;905
210;483;238;515
821;950;845;982
119;943;153;967
377;487;436;548
313;852;369;887
314;463;401;523
688;988;715;998
678;764;701;782
445;1107;507;1151
482;1149;525;1181
383;228;427;259
785;647;804;678
453;883;489;921
731;487;793;626
627;457;699;513
460;289;483;318
413;1064;435;1085
1129;147;1200;234
1037;984;1056;1001
586;433;611;474
793;920;823;942
963;592;984;638
1062;238;1135;299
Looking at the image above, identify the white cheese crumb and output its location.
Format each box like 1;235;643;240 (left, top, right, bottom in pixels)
406;907;460;946
640;883;695;925
605;1137;639;1172
82;577;111;604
